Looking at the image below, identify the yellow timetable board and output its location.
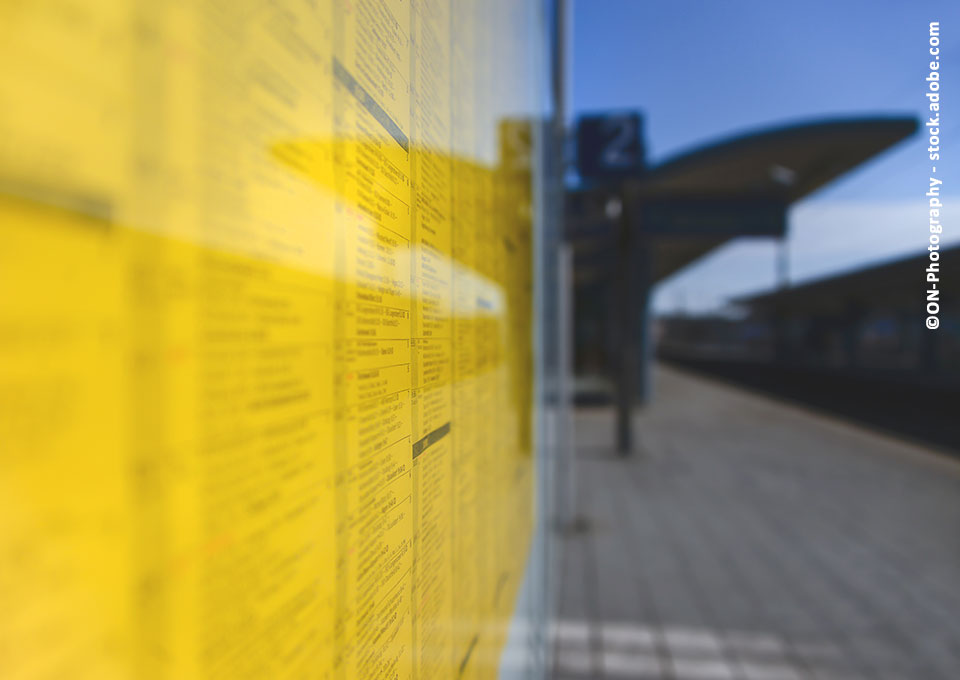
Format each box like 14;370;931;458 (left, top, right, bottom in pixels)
0;1;545;678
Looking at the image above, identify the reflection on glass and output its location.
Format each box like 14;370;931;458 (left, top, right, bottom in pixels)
0;1;547;678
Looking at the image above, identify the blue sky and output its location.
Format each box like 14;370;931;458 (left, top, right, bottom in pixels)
570;0;959;313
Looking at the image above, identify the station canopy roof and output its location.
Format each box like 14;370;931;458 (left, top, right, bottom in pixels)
737;245;958;316
568;116;918;284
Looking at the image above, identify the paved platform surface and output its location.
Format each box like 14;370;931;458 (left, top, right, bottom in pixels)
551;365;960;680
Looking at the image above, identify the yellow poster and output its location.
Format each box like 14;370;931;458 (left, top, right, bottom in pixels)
0;0;541;678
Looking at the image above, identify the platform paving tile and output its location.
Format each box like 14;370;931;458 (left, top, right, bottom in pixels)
551;365;960;679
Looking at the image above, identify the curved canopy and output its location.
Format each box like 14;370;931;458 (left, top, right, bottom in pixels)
738;245;958;315
569;115;918;285
637;116;918;202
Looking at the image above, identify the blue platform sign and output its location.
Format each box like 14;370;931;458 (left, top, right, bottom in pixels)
576;112;645;181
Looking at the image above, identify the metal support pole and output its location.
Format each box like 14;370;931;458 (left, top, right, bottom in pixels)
615;199;634;455
634;247;652;406
557;245;578;528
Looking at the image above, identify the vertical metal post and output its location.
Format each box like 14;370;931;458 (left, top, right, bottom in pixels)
558;245;577;526
634;244;653;406
615;199;634;455
777;236;790;290
774;237;790;364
